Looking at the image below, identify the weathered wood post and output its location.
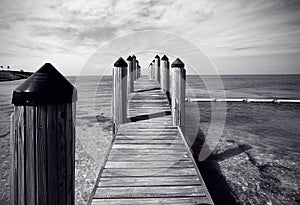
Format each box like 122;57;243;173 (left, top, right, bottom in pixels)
132;55;137;81
160;55;170;95
154;55;160;83
152;60;155;80
10;63;77;205
138;64;141;79
136;60;140;80
126;56;134;93
170;58;186;131
149;63;153;79
112;57;128;135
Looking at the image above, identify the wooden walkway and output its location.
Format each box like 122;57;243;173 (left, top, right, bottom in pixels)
91;77;213;205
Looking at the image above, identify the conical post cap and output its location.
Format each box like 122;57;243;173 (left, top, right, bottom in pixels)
161;55;168;61
132;55;136;59
126;56;133;61
12;63;77;106
155;55;160;59
114;57;128;67
171;58;184;68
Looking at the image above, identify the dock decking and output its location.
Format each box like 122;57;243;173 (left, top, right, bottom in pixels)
90;77;213;205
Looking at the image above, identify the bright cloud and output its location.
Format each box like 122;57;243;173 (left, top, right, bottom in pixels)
0;0;299;74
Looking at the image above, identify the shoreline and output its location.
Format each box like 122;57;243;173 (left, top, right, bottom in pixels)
0;70;33;82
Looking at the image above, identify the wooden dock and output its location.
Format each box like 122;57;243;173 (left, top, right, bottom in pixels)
90;77;213;205
9;57;213;205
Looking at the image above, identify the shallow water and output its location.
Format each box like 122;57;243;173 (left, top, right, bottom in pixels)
0;75;299;204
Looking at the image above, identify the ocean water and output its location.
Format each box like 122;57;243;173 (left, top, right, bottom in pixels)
0;75;299;204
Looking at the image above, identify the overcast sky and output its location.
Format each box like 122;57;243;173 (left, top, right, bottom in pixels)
0;0;299;75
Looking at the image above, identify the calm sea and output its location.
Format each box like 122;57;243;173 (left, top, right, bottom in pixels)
0;75;299;204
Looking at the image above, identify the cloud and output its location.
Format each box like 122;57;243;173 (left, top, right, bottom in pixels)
0;0;300;74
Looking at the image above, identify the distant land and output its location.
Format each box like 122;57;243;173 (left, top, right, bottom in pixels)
0;70;33;82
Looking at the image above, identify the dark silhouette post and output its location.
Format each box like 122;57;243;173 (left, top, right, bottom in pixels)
10;63;77;205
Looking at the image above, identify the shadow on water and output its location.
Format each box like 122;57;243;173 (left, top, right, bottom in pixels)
191;128;242;205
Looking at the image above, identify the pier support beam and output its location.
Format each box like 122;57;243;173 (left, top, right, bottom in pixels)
126;56;134;93
113;57;128;135
132;55;137;81
170;58;186;131
160;55;170;95
154;55;160;83
10;63;77;205
136;60;140;80
149;63;153;80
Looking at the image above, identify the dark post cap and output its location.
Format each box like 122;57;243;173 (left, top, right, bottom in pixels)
152;60;155;62
155;55;160;59
114;57;128;67
12;63;77;106
150;63;153;66
126;56;133;61
132;55;136;59
161;55;168;61
171;58;184;68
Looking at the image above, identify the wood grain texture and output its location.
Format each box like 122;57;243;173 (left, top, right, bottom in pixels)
155;58;161;83
10;112;17;205
91;77;213;205
36;105;48;205
16;106;25;205
91;197;211;205
25;106;36;205
113;64;127;133
127;60;134;93
171;66;186;131
160;59;170;94
47;105;58;205
11;103;76;205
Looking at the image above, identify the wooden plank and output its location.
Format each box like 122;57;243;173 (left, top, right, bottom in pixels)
108;154;189;162
110;149;188;155
115;136;180;140
102;167;198;177
91;197;211;205
36;105;47;204
94;185;205;199
10;112;17;205
57;104;67;205
104;161;194;169
113;139;183;144
112;144;186;150
99;176;201;187
66;102;75;205
16;106;25;205
25;106;36;205
47;104;58;205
